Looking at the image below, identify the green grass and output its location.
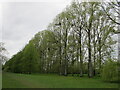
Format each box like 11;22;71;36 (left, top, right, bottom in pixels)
0;72;2;89
2;72;118;88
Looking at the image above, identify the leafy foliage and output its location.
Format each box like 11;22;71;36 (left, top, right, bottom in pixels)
3;1;118;81
101;60;119;82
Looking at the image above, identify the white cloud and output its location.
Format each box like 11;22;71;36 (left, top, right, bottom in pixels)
0;3;2;42
2;1;72;58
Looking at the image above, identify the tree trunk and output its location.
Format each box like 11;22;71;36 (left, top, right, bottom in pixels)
79;28;83;77
88;3;94;78
59;30;62;75
98;37;102;72
64;28;68;76
93;29;96;76
88;29;93;78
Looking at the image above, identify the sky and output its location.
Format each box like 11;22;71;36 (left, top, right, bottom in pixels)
1;0;73;58
0;0;118;58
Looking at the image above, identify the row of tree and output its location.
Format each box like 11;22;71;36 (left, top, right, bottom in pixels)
3;1;118;78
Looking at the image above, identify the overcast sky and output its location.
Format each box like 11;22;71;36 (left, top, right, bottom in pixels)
1;0;73;58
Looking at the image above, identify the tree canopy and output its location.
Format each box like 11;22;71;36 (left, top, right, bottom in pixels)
3;1;118;81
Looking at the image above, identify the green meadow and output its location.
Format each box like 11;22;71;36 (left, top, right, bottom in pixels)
2;72;118;88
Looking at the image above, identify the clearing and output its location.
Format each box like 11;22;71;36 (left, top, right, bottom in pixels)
2;72;118;88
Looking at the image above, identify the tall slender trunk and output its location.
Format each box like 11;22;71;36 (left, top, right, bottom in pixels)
79;28;83;77
118;24;120;83
64;28;68;76
88;29;93;78
71;34;75;76
71;58;74;76
59;31;62;75
88;3;94;78
93;29;96;76
77;43;79;76
98;37;101;72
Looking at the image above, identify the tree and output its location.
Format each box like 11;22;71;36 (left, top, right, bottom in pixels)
3;1;117;78
102;0;120;25
101;59;119;82
69;1;85;77
0;42;8;65
22;41;39;74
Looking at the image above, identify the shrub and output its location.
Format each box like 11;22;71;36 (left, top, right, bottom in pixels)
101;60;119;82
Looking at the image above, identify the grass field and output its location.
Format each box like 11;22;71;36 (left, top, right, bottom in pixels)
2;72;118;88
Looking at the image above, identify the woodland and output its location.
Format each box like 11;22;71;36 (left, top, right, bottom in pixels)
2;1;120;86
